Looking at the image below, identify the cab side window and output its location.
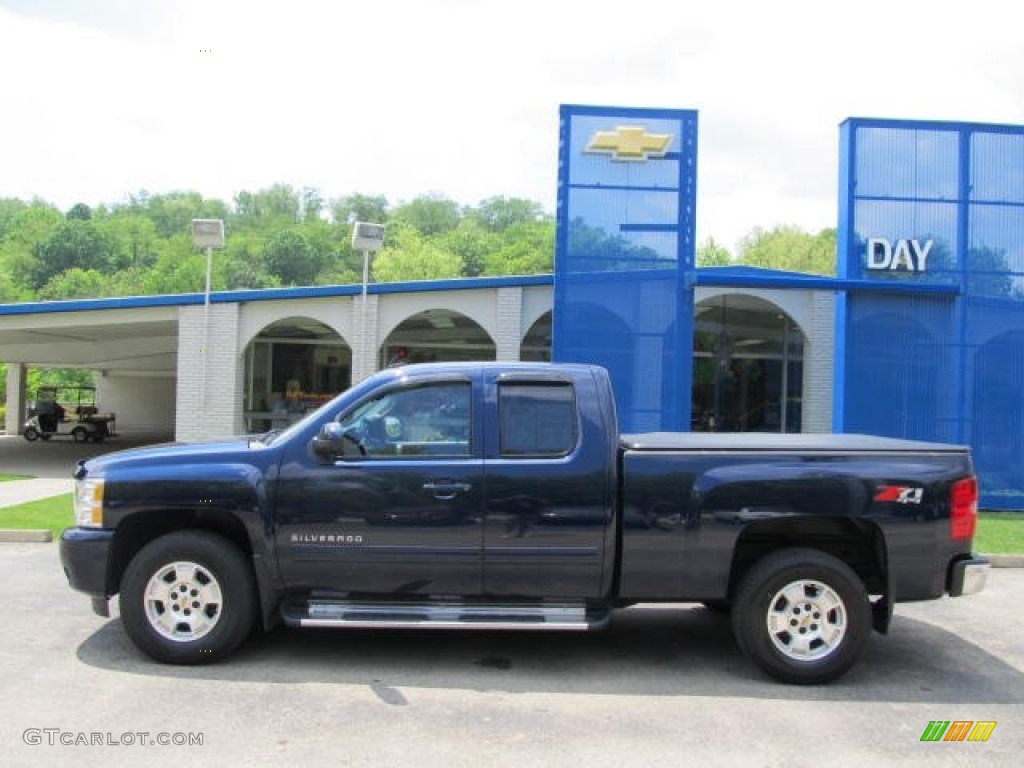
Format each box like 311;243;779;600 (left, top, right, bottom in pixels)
499;382;577;457
338;382;471;457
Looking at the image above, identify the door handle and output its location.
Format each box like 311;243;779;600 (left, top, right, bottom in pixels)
423;481;472;499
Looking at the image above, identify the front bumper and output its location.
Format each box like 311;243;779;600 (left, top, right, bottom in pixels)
59;527;114;599
949;555;990;597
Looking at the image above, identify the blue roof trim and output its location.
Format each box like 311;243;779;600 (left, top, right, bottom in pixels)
0;274;555;317
0;267;961;318
559;104;698;121
842;116;1024;134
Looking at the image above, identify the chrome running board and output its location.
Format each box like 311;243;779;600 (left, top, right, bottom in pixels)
282;599;610;631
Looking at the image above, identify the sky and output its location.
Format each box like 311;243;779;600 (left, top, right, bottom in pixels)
1;0;1022;251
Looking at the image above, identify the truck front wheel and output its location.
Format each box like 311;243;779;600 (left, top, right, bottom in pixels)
119;531;256;664
731;548;870;684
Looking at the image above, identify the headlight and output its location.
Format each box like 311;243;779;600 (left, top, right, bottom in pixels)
74;477;105;528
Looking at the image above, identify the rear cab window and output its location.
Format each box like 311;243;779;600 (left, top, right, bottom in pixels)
498;382;578;458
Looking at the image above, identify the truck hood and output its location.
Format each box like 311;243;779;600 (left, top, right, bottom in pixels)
76;438;263;478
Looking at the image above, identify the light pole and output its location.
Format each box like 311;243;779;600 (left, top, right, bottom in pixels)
191;219;225;406
351;221;385;379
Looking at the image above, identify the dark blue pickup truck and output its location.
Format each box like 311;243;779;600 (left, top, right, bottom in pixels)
60;362;988;683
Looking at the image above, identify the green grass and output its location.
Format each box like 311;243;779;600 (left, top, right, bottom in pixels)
0;493;73;536
976;512;1024;554
0;474;34;482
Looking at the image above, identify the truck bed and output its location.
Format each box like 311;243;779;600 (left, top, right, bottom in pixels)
621;432;970;454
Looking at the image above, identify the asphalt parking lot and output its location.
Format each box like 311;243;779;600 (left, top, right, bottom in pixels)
0;433;173;479
1;433;1021;767
1;540;1020;768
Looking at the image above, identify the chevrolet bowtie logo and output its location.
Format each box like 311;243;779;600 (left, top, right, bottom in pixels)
585;125;673;162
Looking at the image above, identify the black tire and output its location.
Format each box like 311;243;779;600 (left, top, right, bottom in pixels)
71;426;89;443
119;530;256;664
23;427;39;442
731;548;871;684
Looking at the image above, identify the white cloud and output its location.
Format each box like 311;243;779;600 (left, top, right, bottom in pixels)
1;0;1022;249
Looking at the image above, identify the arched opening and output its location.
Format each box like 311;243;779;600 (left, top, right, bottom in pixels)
380;309;496;367
243;316;350;431
521;311;552;361
693;295;805;432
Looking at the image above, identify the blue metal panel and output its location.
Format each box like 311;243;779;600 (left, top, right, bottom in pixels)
553;105;698;432
854;126;959;200
843;293;959;443
840;118;1024;509
971;132;1024;203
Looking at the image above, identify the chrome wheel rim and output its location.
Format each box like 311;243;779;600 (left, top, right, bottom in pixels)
765;579;847;661
143;561;223;642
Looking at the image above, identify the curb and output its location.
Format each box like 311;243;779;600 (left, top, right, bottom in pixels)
0;529;53;543
986;554;1024;568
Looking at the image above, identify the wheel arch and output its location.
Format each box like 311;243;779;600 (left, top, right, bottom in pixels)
108;510;278;629
727;516;888;607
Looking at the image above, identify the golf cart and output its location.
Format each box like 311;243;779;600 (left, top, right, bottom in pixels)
23;385;116;443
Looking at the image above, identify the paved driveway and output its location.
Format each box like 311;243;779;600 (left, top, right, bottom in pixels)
1;544;1020;768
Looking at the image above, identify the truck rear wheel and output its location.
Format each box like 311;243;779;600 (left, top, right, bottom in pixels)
119;531;255;664
731;548;870;684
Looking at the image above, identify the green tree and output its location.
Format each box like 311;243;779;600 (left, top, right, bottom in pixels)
435;220;499;277
0;270;26;302
470;196;547;232
697;237;732;266
0;204;62;289
37;268;110;300
0;197;28;240
143;235;207;294
66;203;93;221
390;194;461;236
264;229;319;285
482;220;554;275
300;187;325;223
738;226;836;275
34;220;112;288
372;227;461;282
95;213;161;271
141;191;227;239
330;193;389;226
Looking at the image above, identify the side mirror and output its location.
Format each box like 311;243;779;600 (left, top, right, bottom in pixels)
312;422;344;461
311;422;364;461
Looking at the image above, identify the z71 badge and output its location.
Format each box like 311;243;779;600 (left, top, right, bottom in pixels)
874;486;924;505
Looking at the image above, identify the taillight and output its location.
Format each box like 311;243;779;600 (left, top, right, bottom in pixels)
950;477;978;540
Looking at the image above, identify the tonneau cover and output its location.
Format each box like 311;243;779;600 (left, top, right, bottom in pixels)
620;432;969;453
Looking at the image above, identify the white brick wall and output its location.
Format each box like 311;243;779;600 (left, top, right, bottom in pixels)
175;303;242;441
350;294;379;384
802;291;836;433
495;287;523;361
4;363;25;435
